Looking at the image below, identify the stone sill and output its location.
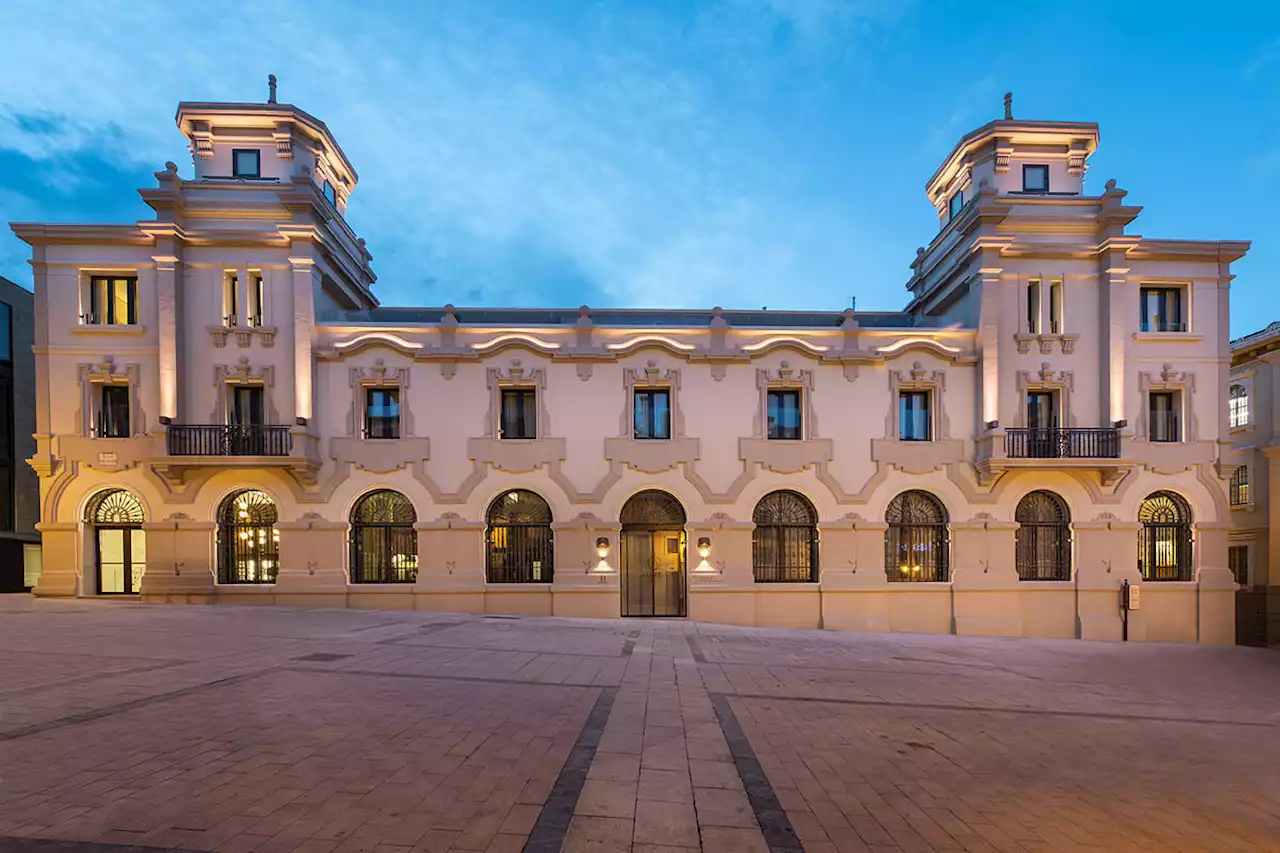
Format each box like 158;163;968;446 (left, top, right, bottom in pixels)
70;324;147;336
1131;332;1204;343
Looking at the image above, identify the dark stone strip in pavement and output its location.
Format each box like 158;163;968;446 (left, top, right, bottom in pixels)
0;838;199;852
374;620;468;645
686;634;707;662
621;627;641;658
711;694;804;853
282;665;611;690
523;686;619;853
0;669;277;743
723;691;1280;728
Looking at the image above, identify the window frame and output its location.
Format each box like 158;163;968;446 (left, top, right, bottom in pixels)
364;387;401;440
231;148;261;179
898;390;932;442
87;276;137;326
1148;391;1180;443
1022;164;1050;193
1228;545;1250;586
500;388;538;440
1230;464;1251;507
1229;384;1250;429
948;190;963;221
96;384;131;439
633;388;671;440
1139;286;1186;333
323;179;337;206
766;388;802;441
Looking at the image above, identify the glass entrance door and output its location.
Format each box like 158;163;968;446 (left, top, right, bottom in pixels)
622;528;686;617
97;527;145;594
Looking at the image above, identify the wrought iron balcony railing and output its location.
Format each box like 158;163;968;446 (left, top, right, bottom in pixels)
166;424;292;457
1004;427;1120;460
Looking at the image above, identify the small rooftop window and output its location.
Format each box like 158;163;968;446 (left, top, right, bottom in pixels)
1023;164;1049;193
232;149;261;179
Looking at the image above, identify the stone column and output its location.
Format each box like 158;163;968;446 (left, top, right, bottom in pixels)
139;518;215;603
289;252;319;425
686;518;756;626
952;519;1023;637
153;251;182;421
274;517;349;607
32;521;78;597
551;516;620;618
820;518;891;632
414;516;486;614
1075;518;1141;641
1194;521;1236;644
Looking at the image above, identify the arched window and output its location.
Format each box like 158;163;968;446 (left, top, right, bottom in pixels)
1230;465;1250;507
752;491;818;583
217;489;278;584
1229;384;1249;429
885;490;948;582
86;489;145;525
486;490;553;583
1138;491;1193;582
350;490;417;584
1015;490;1071;581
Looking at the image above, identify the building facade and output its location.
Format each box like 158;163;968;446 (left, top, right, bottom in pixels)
0;276;39;592
1228;324;1280;645
9;93;1248;642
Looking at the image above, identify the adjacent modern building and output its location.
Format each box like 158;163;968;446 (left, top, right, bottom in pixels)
8;89;1249;641
1228;324;1280;645
0;276;39;592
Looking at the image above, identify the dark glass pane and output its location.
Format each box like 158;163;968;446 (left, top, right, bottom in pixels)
899;392;930;441
233;149;260;178
366;388;400;439
767;390;800;440
1023;165;1049;192
501;389;536;439
99;386;130;438
634;390;670;440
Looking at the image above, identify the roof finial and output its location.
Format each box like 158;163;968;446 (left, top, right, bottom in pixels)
1003;92;1013;120
268;74;278;104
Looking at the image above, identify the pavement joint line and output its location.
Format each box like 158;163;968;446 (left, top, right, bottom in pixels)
374;620;468;645
0;658;198;700
711;694;804;853
282;665;611;690
522;686;619;853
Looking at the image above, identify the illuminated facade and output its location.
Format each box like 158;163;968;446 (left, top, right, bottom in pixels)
9;91;1248;641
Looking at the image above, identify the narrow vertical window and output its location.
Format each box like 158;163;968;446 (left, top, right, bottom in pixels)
248;275;264;327
1149;392;1178;442
97;385;130;438
766;390;801;440
1230;465;1250;507
323;179;337;206
1229;384;1249;428
1228;546;1249;586
1027;281;1041;334
898;391;931;441
948;190;963;221
500;389;537;439
223;274;238;327
633;389;671;440
365;388;401;439
1049;282;1063;333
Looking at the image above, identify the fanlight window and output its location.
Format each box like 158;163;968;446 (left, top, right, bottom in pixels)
350;490;417;584
885;490;949;582
1014;490;1071;581
1138;491;1193;582
218;489;279;584
486;490;554;583
620;490;687;527
86;489;145;525
752;490;818;583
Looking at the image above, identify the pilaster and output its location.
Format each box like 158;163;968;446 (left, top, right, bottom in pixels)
274;518;349;606
138;519;216;603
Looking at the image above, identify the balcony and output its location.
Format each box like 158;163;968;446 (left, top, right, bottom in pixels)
1004;427;1120;459
166;424;292;456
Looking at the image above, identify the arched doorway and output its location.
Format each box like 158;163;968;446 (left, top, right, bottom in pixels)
1015;490;1072;581
1138;491;1193;581
217;489;279;584
620;490;686;617
86;489;146;594
350;490;418;584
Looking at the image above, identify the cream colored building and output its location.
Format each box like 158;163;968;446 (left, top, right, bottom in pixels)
9;91;1249;642
1228;324;1280;645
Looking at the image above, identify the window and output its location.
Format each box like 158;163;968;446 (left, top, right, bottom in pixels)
1229;546;1249;586
87;276;136;325
885;490;949;582
752;491;818;583
1149;392;1179;442
486;490;554;583
1026;392;1057;431
1015;491;1071;581
222;274;238;327
1027;281;1041;333
633;389;671;440
1140;286;1185;333
1230;465;1250;507
217;490;278;584
96;385;130;438
766;390;801;440
87;490;146;595
500;388;537;439
1023;164;1049;193
248;275;264;327
1229;384;1249;428
1138;491;1193;582
898;391;931;441
948;190;963;221
365;388;400;439
230;386;264;426
323;179;337;206
349;490;417;584
1049;281;1063;333
232;149;261;178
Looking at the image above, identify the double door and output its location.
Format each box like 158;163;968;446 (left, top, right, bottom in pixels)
1024;392;1059;457
621;528;686;617
97;526;145;594
229;387;265;455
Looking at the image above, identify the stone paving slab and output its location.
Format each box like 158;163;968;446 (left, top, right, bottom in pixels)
0;596;1277;851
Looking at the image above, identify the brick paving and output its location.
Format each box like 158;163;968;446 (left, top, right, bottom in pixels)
0;598;1276;852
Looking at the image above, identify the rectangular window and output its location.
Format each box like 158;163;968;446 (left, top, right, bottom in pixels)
323;179;337;206
230;386;264;426
1027;281;1041;333
0;302;10;363
1140;286;1185;333
365;388;400;439
1229;386;1249;429
1228;545;1249;586
97;385;130;438
948;191;963;221
223;274;238;326
248;275;264;327
766;390;802;440
1026;392;1057;431
1023;164;1049;193
899;391;931;441
1230;465;1250;507
1149;392;1179;442
633;389;671;440
88;276;136;325
500;389;537;439
232;149;261;178
1049;282;1063;333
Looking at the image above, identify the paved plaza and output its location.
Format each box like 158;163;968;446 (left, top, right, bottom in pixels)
0;598;1276;853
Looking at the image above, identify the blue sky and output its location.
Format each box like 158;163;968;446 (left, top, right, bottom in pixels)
1;1;1277;335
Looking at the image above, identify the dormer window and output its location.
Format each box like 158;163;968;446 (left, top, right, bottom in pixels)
1023;164;1049;193
948;191;963;221
323;180;337;206
232;149;261;179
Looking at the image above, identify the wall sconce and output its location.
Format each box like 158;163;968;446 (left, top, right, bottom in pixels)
693;537;716;574
984;419;999;430
591;537;614;575
1113;419;1128;429
596;537;610;558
